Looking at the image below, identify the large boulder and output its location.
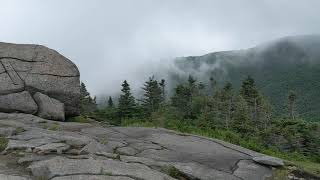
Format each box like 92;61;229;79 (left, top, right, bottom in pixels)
0;42;80;117
33;92;65;121
0;91;38;114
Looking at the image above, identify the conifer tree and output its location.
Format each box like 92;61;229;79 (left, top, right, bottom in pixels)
231;95;254;134
209;76;217;95
80;82;97;114
188;75;197;97
171;84;190;118
118;80;135;119
239;76;259;121
221;82;234;129
107;96;114;108
288;90;296;120
141;76;162;116
159;79;166;103
257;96;272;131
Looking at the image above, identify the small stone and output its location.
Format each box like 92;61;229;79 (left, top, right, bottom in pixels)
25;148;32;153
34;143;70;154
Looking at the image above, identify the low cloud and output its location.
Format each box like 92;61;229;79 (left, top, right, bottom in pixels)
1;0;319;99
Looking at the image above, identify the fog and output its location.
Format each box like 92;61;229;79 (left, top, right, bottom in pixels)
1;0;320;99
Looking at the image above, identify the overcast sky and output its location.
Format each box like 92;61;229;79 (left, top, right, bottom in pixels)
1;0;319;96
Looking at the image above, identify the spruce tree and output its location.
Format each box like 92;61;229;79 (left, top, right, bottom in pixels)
240;76;259;105
288;90;296;120
107;96;114;108
257;96;272;131
239;76;259;121
118;80;135;119
231;95;254;134
159;79;166;103
141;76;162;116
209;76;217;95
171;84;190;118
221;82;234;129
79;82;97;114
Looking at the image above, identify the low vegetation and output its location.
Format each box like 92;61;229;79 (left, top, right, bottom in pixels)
79;75;320;176
0;136;8;152
161;165;187;179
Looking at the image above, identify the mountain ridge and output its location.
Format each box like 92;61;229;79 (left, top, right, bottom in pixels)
171;34;320;120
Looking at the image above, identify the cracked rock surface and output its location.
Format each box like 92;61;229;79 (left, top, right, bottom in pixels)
0;42;80;117
0;112;282;180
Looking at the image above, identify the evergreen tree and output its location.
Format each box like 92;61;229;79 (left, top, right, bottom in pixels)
118;80;135;119
107;96;114;108
239;76;259;121
288;90;296;120
141;76;162;116
221;82;234;129
159;79;166;103
188;75;197;97
198;82;206;95
80;82;90;99
257;96;273;131
171;84;191;118
80;82;97;114
209;76;217;95
240;76;259;105
231;95;254;134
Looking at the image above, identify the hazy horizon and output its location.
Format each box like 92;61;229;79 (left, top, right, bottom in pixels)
1;0;320;97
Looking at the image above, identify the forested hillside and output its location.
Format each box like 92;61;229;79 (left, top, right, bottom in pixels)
76;35;320;176
171;35;320;121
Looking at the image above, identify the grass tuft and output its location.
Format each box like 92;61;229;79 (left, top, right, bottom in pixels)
0;136;8;152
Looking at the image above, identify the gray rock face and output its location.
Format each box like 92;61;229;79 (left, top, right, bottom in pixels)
253;156;284;167
0;113;287;180
0;42;80;117
33;92;65;121
0;91;38;114
0;174;30;180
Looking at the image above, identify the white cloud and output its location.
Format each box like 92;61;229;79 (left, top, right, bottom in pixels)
0;0;319;97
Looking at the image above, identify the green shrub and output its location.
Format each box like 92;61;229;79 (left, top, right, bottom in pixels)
0;136;8;152
48;123;61;131
161;165;183;178
67;115;90;123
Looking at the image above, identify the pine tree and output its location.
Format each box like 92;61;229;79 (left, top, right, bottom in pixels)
141;76;162;116
257;96;272;131
221;82;234;129
118;80;135;119
80;82;90;99
79;82;97;114
288;90;296;120
171;84;190;118
188;75;197;96
231;95;254;134
198;82;206;95
209;76;217;95
159;79;166;103
239;76;259;121
107;96;114;108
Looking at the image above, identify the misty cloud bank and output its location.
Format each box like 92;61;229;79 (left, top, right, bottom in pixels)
1;0;320;101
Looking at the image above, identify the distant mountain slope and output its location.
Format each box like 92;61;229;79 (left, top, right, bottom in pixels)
172;35;320;120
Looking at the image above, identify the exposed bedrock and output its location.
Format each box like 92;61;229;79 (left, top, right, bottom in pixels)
0;42;80;118
0;112;286;180
33;92;65;121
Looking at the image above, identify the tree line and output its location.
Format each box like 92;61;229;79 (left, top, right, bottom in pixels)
79;75;319;163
